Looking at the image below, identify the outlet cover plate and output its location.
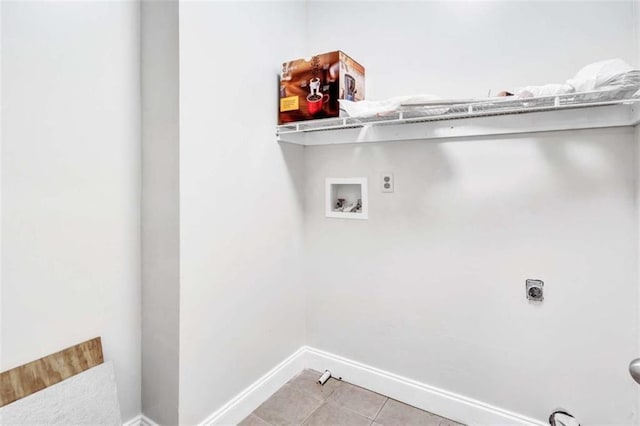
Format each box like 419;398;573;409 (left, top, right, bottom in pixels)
381;173;394;193
526;279;544;302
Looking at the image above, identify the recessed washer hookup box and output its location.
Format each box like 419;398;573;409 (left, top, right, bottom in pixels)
278;51;365;124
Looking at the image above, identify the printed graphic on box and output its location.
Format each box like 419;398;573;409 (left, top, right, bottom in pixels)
279;51;365;124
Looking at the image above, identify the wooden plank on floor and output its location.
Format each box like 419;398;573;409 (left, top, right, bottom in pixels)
0;337;104;407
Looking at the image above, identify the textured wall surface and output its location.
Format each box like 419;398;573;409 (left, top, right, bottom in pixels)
0;362;121;425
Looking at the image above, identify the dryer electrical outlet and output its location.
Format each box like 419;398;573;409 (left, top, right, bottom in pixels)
526;279;544;302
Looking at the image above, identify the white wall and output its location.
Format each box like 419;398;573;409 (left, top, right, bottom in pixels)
307;1;636;100
304;1;638;424
1;1;141;420
636;0;640;68
636;122;640;421
2;2;636;424
0;0;4;372
178;2;307;424
141;0;180;424
635;0;640;418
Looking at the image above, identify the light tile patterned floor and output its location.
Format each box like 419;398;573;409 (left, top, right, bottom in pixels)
239;370;465;426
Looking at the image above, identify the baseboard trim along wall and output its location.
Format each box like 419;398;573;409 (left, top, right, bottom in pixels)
304;347;546;426
122;414;159;426
130;346;547;426
198;347;309;425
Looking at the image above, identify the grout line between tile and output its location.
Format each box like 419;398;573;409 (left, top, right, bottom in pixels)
323;380;389;421
323;398;382;423
294;381;335;403
250;413;275;426
298;387;326;403
372;397;389;422
252;371;459;426
299;400;325;425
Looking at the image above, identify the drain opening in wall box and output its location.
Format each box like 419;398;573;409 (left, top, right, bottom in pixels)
325;177;368;220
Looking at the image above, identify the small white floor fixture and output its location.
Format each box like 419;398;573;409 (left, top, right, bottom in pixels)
325;178;368;220
317;370;332;385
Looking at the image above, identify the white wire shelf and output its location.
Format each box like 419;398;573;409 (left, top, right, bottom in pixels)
276;91;640;145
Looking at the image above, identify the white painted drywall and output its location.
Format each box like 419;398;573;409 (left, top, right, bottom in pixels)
3;2;635;424
636;0;640;68
636;122;640;420
636;0;640;419
141;0;180;424
0;0;4;371
305;128;638;424
1;1;141;420
308;1;636;100
178;2;307;424
304;1;639;424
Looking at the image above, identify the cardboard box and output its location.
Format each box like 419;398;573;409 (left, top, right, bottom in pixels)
279;51;365;124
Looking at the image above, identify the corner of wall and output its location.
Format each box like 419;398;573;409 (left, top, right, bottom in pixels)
635;0;640;68
141;0;180;424
636;122;640;423
0;0;4;372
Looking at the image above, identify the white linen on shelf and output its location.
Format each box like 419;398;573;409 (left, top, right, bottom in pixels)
339;94;441;118
338;59;640;118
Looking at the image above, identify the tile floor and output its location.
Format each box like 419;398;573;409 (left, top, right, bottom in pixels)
239;370;465;426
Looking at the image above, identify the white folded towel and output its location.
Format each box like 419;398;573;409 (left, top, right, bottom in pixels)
513;83;574;98
567;58;634;92
339;94;441;118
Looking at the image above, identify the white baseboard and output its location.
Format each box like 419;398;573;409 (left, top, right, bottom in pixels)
141;415;160;426
304;347;546;426
122;414;159;426
135;346;545;426
198;347;308;426
122;414;141;426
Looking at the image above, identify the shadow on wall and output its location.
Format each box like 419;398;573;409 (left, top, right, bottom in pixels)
279;142;306;213
301;127;635;239
535;129;636;198
365;127;633;204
